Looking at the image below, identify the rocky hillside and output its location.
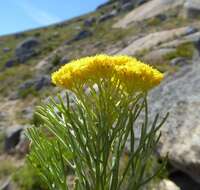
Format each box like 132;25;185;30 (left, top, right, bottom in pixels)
1;0;200;189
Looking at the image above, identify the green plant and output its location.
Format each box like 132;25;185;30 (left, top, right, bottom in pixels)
164;42;195;60
18;87;39;99
13;163;48;190
51;54;61;66
26;55;168;190
0;131;5;154
0;160;16;179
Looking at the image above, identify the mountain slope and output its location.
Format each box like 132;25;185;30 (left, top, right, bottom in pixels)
1;0;200;189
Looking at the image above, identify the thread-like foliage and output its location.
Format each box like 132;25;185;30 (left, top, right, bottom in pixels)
27;86;168;190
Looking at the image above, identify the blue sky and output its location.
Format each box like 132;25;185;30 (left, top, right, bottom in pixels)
0;0;107;36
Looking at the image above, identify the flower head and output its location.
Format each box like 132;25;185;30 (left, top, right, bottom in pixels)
52;54;163;93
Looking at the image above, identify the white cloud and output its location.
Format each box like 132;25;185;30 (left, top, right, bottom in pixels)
16;1;61;25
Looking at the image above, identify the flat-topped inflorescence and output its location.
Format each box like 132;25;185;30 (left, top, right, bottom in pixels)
52;54;163;93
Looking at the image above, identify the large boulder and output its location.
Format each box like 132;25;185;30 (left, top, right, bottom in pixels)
113;0;184;28
15;37;40;63
117;26;195;55
148;54;200;183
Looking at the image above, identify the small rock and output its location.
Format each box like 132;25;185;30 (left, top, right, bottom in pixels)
60;56;70;65
136;0;148;6
185;26;198;36
14;33;26;39
120;2;134;11
155;14;167;21
194;37;200;55
3;47;10;53
52;32;59;37
16;130;30;155
15;37;40;63
18;75;51;92
120;0;132;4
98;10;118;22
21;107;33;120
66;30;93;44
73;30;92;41
153;179;180;190
0;112;6;121
18;80;35;91
4;59;16;68
74;26;81;30
170;170;200;190
84;17;96;27
144;48;175;63
96;1;114;10
0;178;12;190
4;125;23;153
170;57;190;67
34;75;51;91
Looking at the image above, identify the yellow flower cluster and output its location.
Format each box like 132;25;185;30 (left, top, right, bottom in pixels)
52;55;163;93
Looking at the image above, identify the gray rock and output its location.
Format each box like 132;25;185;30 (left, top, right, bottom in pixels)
96;1;115;10
18;75;51;92
170;57;190;67
0;178;12;190
170;170;200;190
21;107;33;120
73;30;92;41
0;112;6;121
18;80;35;91
118;26;191;55
120;2;134;11
4;125;23;153
35;75;51;91
155;13;167;21
148;55;200;183
144;48;175;63
3;48;10;53
185;26;198;36
66;30;93;45
52;32;59;37
184;0;200;19
98;10;118;22
135;0;148;6
15;37;40;63
84;17;96;27
114;0;184;28
4;59;16;68
194;37;200;55
152;179;180;190
14;33;26;39
60;56;70;65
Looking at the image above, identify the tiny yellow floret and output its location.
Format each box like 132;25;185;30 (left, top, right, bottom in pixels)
51;54;163;93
